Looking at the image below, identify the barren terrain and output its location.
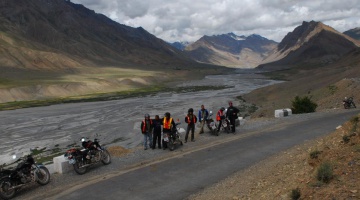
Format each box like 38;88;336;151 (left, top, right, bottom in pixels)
188;112;360;200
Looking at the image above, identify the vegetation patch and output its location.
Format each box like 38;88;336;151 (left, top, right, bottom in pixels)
316;161;334;183
291;95;318;114
309;150;322;159
290;188;301;200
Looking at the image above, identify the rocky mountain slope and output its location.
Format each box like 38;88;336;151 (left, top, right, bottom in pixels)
259;21;360;70
0;0;197;73
242;46;360;118
185;33;278;68
344;27;360;40
0;0;226;103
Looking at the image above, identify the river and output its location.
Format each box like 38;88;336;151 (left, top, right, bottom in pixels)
0;71;281;164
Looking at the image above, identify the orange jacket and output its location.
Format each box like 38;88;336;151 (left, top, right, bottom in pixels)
163;117;173;129
216;110;224;121
185;114;197;124
141;119;153;133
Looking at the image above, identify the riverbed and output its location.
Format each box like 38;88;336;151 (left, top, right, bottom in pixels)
0;71;281;164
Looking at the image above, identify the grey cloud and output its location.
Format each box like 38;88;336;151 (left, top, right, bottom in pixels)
71;0;360;42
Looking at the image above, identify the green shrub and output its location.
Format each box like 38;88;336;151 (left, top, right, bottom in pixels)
291;95;318;114
309;150;321;159
290;188;301;200
343;135;350;143
350;116;359;124
317;162;333;183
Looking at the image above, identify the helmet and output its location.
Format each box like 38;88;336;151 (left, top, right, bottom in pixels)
144;113;150;118
220;107;225;111
188;108;194;113
165;112;170;118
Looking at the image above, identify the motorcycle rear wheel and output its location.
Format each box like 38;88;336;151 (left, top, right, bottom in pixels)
0;178;16;200
36;166;50;185
101;150;111;165
73;161;88;175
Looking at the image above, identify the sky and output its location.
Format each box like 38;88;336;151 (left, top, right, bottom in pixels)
70;0;360;43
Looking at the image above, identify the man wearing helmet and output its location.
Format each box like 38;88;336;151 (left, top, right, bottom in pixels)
185;108;197;142
226;101;239;133
141;114;153;150
216;107;226;132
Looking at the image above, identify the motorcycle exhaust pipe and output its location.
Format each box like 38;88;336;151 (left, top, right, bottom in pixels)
78;163;92;168
10;184;25;190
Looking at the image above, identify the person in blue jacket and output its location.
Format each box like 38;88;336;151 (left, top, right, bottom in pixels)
198;104;209;134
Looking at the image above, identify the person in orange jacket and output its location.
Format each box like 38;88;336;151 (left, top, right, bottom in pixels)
184;108;197;142
140;114;153;150
162;112;176;150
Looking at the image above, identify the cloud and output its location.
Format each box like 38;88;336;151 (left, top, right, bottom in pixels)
71;0;360;42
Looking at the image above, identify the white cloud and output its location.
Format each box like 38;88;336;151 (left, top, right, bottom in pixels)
70;0;360;42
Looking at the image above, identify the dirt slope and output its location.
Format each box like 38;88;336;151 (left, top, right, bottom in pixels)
188;113;360;200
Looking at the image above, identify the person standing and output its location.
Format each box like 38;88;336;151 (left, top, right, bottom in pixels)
226;101;240;133
185;108;197;142
162;112;176;150
216;107;225;132
198;105;209;134
141;114;153;150
152;115;162;149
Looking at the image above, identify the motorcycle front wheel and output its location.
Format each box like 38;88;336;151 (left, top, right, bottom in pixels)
0;178;16;200
36;166;50;185
101;150;111;165
73;160;88;175
168;139;175;151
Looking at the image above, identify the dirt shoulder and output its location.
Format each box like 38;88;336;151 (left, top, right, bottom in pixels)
188;112;360;200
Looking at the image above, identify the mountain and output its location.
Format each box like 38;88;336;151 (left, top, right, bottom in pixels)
0;0;196;74
259;21;360;70
343;27;360;40
169;41;191;51
0;0;227;104
184;33;278;68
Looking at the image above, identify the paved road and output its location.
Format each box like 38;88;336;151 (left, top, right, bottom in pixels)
50;109;359;200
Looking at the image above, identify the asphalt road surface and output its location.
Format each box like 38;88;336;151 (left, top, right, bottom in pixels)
50;109;360;200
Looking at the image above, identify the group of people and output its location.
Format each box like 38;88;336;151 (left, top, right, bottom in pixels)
140;101;239;150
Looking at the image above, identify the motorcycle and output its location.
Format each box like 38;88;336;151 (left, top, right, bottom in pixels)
0;154;50;200
163;122;183;151
343;97;356;109
206;111;218;136
218;117;231;134
64;135;111;175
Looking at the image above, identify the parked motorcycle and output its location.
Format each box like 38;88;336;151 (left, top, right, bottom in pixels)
65;135;111;175
206;111;218;136
0;154;50;199
163;122;183;151
219;118;231;134
343;97;356;109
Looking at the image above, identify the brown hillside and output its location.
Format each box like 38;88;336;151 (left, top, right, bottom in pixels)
260;21;360;70
244;47;360;118
186;33;277;68
0;0;196;71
